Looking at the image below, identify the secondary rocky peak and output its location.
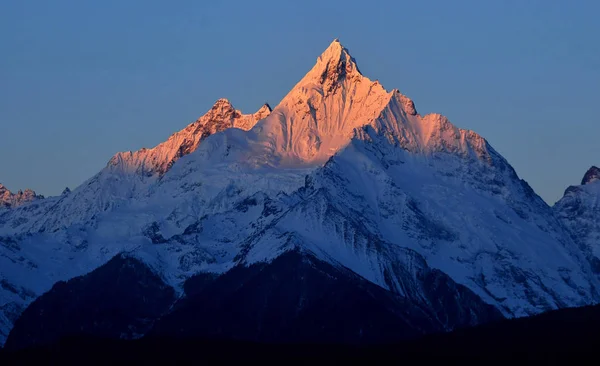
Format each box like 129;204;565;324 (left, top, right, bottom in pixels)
582;166;600;185
207;98;237;118
105;99;270;177
0;184;10;205
555;165;600;282
262;103;272;112
393;89;418;116
254;103;272;121
0;184;40;208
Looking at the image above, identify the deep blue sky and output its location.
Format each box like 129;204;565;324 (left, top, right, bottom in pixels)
1;0;598;204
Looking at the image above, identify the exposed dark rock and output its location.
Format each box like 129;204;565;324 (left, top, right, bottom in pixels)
142;222;168;244
581;166;600;185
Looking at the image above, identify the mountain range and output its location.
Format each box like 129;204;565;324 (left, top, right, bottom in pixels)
0;39;598;350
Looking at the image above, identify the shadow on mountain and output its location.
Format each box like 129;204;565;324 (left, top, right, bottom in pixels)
3;250;500;351
3;254;176;351
150;250;500;343
2;251;598;362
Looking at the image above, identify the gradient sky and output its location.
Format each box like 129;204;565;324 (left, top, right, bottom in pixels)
1;0;599;204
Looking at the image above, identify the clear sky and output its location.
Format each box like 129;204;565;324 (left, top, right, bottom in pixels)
1;0;599;204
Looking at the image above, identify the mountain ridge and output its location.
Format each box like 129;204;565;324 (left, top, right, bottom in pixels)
107;98;271;177
0;184;41;209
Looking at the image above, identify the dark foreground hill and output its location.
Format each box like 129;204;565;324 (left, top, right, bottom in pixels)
1;302;600;363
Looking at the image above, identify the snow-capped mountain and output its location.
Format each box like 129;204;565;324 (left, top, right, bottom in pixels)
555;166;600;272
151;39;599;317
1;39;599;348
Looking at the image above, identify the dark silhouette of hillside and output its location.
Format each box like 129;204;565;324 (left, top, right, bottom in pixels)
2;302;600;363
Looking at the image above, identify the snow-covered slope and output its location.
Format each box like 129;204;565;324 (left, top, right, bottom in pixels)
237;127;597;317
1;39;599;346
555;166;600;272
0;99;270;236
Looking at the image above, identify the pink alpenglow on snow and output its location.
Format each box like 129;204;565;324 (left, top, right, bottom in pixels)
236;39;494;167
0;183;40;208
107;98;272;177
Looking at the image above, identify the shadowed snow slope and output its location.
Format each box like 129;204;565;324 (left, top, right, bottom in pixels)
238;127;597;318
1;39;599;346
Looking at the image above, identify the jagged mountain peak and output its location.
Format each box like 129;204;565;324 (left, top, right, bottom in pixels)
299;38;363;93
317;38;357;66
555;165;600;279
581;166;600;185
0;184;40;208
231;40;494;168
254;103;272;121
393;89;418;116
241;40;393;166
0;183;35;197
204;98;238;120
